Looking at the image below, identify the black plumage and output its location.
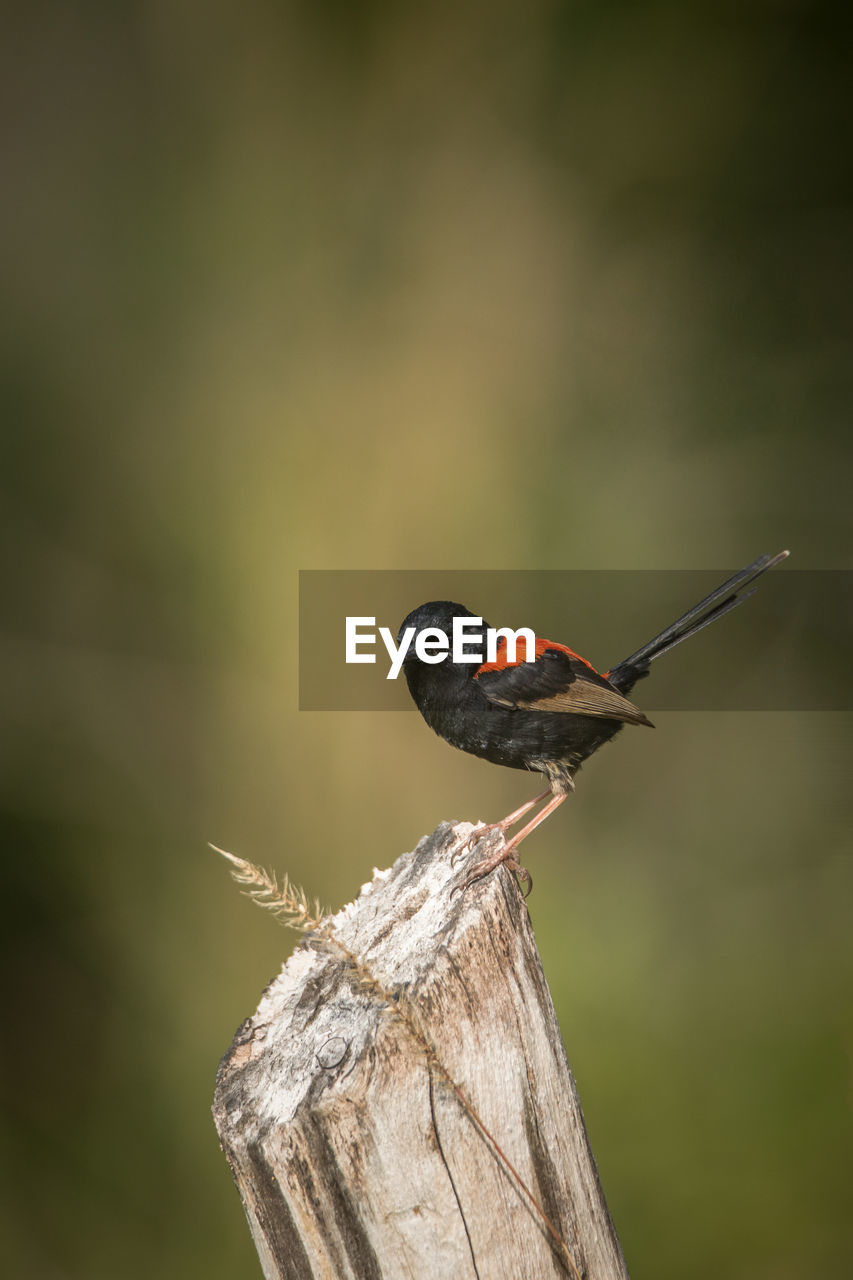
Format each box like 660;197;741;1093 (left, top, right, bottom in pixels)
398;551;789;892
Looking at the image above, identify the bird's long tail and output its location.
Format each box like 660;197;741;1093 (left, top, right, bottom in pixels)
606;550;789;693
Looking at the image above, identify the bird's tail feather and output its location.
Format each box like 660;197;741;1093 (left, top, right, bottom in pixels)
606;550;789;692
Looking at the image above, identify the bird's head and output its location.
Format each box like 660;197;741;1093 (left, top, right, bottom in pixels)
397;601;492;680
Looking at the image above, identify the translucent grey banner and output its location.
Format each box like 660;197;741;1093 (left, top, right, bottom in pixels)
299;569;852;711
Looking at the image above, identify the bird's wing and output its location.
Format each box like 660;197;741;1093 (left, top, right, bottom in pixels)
475;642;653;727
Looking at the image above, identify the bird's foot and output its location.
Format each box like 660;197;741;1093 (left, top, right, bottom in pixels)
450;820;507;865
459;838;533;897
450;789;569;897
451;829;533;897
450;787;553;867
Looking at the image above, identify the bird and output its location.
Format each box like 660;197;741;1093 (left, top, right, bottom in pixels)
398;551;789;894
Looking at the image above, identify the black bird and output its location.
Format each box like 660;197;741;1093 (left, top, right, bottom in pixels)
399;551;789;893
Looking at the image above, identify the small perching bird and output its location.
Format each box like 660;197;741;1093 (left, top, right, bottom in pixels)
398;551;790;893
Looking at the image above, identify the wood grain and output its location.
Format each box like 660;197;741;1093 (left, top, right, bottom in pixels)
213;821;629;1279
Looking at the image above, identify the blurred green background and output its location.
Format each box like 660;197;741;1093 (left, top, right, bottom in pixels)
2;2;851;1277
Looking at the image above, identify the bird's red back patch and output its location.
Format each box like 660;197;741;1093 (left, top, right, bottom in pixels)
476;637;596;676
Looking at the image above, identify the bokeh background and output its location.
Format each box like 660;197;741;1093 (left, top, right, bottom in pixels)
2;2;851;1277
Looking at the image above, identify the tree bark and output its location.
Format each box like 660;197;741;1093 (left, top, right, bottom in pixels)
213;820;630;1279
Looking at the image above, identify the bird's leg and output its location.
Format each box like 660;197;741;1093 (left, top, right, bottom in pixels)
495;787;553;832
459;791;569;897
454;787;552;862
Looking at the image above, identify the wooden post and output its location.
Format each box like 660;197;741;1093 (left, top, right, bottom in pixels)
213;821;630;1279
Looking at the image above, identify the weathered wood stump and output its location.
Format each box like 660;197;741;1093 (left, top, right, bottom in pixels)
213;821;629;1279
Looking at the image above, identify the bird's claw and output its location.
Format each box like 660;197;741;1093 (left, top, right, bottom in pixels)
451;836;533;898
450;822;502;866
